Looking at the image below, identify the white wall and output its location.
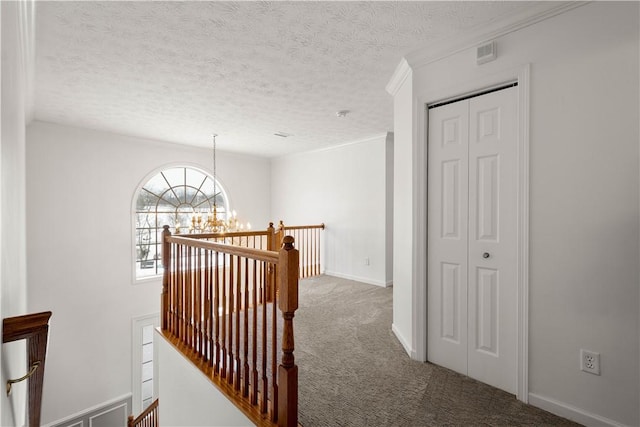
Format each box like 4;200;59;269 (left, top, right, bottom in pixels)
26;121;271;424
1;2;33;425
156;331;252;426
270;134;392;287
391;74;415;355
392;2;639;426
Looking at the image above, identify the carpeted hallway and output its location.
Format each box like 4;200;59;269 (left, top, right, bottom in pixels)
296;275;581;427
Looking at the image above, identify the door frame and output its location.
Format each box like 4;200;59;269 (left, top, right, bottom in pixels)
415;64;530;402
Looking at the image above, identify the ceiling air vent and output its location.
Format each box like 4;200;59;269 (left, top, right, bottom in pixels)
476;41;497;65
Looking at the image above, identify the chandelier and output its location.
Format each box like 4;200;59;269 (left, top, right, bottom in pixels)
182;134;250;234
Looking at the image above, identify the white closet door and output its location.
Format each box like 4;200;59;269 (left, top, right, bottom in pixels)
427;85;518;395
427;99;470;375
467;86;518;394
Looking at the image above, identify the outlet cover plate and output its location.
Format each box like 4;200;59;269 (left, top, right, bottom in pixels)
580;349;600;375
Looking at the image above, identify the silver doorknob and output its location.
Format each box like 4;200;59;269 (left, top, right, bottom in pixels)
482;252;490;259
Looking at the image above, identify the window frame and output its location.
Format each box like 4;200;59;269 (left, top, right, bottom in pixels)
131;163;231;284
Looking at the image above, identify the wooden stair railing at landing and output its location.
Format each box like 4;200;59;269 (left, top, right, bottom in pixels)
161;225;303;426
128;398;159;427
2;311;52;427
176;221;325;281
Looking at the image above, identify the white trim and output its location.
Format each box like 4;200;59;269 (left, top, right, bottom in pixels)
323;271;389;288
392;323;415;359
528;393;631;427
417;64;531;402
131;313;160;415
41;393;132;427
412;82;428;363
275;132;389;161
404;2;587;70
385;58;411;96
516;64;531;403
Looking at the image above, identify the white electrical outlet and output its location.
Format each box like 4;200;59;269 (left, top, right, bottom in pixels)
364;257;370;266
580;349;600;375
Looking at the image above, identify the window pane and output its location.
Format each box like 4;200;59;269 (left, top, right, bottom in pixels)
137;191;158;211
142;361;153;382
142;325;154;344
186;168;206;188
158;189;180;209
142;379;153;400
142;342;153;363
143;397;153;409
200;176;216;195
144;173;169;196
162;168;184;188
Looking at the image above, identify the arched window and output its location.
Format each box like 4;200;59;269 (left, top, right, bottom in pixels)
134;166;229;280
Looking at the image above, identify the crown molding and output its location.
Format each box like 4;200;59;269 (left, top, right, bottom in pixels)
385;58;411;96
385;1;589;94
274;132;390;160
405;1;588;70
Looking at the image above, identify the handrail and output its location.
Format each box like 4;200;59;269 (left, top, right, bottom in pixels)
179;230;270;240
161;226;299;426
2;311;52;427
280;223;325;231
167;235;279;263
128;398;159;427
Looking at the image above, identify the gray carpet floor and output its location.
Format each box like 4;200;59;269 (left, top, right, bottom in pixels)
295;275;581;427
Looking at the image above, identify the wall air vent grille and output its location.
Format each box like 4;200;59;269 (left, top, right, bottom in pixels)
477;41;497;65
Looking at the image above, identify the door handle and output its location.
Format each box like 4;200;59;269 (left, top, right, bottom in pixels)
482;252;490;259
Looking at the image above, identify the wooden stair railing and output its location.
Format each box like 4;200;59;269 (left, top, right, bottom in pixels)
128;398;159;427
161;226;299;426
2;311;52;427
276;222;325;279
175;221;325;280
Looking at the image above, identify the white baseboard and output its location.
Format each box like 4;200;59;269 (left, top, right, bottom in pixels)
42;393;132;427
528;393;630;427
323;270;389;287
392;323;414;358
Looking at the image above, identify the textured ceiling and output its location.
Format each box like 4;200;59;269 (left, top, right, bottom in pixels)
36;1;545;157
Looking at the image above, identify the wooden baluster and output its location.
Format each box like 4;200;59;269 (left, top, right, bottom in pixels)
235;255;241;391
214;251;221;375
251;259;258;405
186;246;193;348
243;257;250;397
261;262;268;414
271;263;278;422
278;235;299;426
205;249;212;364
266;223;276;303
221;253;227;379
173;242;179;336
228;254;234;385
178;244;184;342
161;226;171;330
307;228;311;277
195;247;202;357
311;228;316;276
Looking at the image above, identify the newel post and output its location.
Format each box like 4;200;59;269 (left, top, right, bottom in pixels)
277;220;285;247
161;225;171;331
277;236;299;426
